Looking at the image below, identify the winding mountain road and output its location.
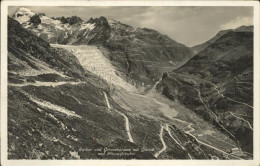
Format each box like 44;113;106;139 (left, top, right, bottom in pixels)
230;112;253;130
195;88;236;138
174;118;242;159
208;81;253;109
146;74;243;159
165;124;193;159
185;123;195;134
154;122;241;159
116;111;134;143
208;81;253;130
9;81;83;87
103;92;134;143
184;126;242;159
71;96;82;104
154;125;167;158
152;74;246;159
103;92;111;109
196;88;236;138
20;90;82;118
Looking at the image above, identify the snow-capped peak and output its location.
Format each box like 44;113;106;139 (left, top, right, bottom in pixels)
14;7;35;24
79;22;95;31
108;19;117;26
108;19;134;32
17;7;33;13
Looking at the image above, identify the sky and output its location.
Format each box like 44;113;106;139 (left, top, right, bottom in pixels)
8;6;253;47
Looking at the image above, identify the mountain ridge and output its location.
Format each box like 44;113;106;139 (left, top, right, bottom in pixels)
192;25;253;54
13;7;194;87
158;30;253;154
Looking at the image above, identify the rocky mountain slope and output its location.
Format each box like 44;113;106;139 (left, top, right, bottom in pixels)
158;29;253;154
13;7;194;88
8;7;253;160
8;16;238;160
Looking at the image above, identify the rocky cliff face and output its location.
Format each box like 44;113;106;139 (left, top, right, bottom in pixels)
159;29;253;154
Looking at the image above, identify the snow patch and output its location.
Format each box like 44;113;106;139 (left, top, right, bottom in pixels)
14;7;35;24
66;135;79;142
15;15;31;24
83;30;90;37
18;7;32;12
40;16;63;26
79;23;95;30
108;19;117;26
51;19;62;25
63;24;71;30
21;91;82;118
37;24;43;30
64;32;68;38
56;25;65;30
40;16;52;24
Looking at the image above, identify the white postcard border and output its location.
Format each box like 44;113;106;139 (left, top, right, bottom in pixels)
1;1;259;166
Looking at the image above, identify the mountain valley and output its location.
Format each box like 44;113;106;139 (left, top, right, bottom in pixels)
7;7;254;160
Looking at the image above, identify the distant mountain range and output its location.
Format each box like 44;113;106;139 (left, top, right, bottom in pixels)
13;7;194;86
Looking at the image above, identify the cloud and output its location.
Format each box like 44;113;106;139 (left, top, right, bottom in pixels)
220;16;253;30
